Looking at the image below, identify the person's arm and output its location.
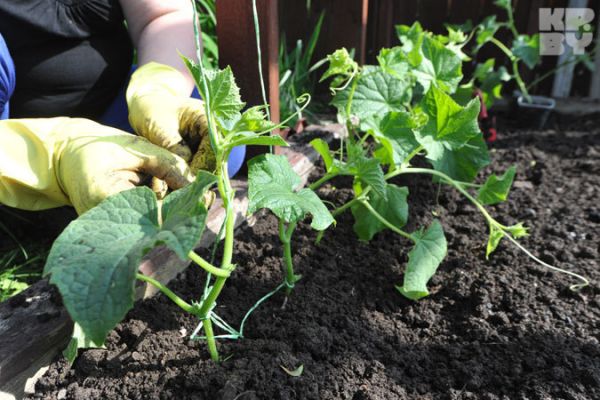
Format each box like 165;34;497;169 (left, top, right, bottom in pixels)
119;0;199;94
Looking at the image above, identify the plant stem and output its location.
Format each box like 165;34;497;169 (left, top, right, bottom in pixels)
136;273;198;315
202;318;219;361
278;220;298;295
309;173;338;191
489;37;530;102
359;200;415;241
505;2;520;39
189;251;230;278
391;167;589;290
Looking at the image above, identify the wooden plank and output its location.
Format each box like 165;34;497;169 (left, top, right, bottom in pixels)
0;122;342;400
447;0;483;24
281;0;370;65
590;16;600;98
216;0;281;162
366;0;395;62
418;0;450;33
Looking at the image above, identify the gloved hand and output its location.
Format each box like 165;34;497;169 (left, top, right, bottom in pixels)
126;62;215;172
0;118;193;215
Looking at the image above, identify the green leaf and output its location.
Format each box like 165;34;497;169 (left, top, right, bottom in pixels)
486;222;528;258
225;131;288;149
310;138;335;172
351;184;409;241
248;154;334;231
396;22;425;66
477;166;516;205
474;59;511;108
44;175;216;344
512;34;541;69
206;66;246;121
486;224;505;258
476;16;500;48
370;111;423;166
413;36;463;93
332;66;413;121
320;48;358;82
377;47;410;78
396;220;447;300
63;322;104;365
494;0;512;11
350;156;387;199
429;135;491;182
159;171;218;259
416;86;482;161
236;106;277;133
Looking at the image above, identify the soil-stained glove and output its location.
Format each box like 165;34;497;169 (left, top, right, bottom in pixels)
0;118;193;215
126;62;215;172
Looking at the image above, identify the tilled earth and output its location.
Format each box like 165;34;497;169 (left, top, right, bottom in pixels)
29;113;600;400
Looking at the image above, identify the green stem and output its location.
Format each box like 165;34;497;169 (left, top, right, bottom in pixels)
188;251;230;278
194;162;237;361
490;37;514;59
202;319;219;361
279;220;298;295
392;167;589;290
309;173;338;191
505;3;520;39
136;273;198;315
359;200;415;241
401;145;425;168
502;233;589;291
512;59;531;103
388;167;495;222
251;0;270;122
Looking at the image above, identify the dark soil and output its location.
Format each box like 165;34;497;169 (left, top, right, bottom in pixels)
29;114;600;400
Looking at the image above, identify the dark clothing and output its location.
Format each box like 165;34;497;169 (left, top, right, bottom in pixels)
0;0;133;119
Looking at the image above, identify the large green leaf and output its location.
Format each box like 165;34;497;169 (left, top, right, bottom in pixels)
396;220;447;300
44;174;216;345
413;36;463;94
351;184;409;241
512;34;541;69
429;135;491;182
248;154;334;231
370;111;423;166
477;166;516;205
332;66;413;121
416;86;482;161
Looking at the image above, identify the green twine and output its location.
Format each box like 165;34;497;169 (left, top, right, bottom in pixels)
190;281;290;341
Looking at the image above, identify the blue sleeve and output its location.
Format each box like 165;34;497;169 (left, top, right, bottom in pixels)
0;33;16;120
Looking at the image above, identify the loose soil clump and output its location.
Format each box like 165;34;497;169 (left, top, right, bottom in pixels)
29;114;600;400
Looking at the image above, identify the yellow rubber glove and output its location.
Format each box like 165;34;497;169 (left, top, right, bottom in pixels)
126;62;215;172
0;118;193;215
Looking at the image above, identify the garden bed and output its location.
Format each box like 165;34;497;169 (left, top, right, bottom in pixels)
25;113;600;399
